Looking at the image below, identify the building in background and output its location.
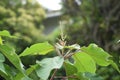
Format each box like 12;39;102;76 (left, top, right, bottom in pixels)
37;0;62;34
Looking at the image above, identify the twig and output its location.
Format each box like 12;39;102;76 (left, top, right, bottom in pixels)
55;45;62;56
64;52;75;59
60;21;64;41
64;50;80;59
50;69;58;80
63;50;71;58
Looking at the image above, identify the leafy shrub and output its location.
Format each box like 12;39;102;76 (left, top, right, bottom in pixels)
0;30;119;80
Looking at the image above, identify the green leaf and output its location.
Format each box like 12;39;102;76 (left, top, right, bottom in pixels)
26;64;39;75
4;64;16;80
21;76;33;80
0;30;16;45
0;53;7;75
14;64;39;80
0;30;16;38
0;36;3;45
0;52;5;62
0;45;31;80
0;70;9;80
65;44;80;50
19;42;54;57
0;63;8;78
73;52;96;73
76;72;89;80
36;56;64;80
0;63;7;74
14;73;33;80
64;61;78;80
0;53;11;80
0;45;24;72
81;44;111;66
109;60;120;73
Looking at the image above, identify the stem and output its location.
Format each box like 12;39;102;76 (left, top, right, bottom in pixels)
64;50;80;59
63;50;71;58
60;21;64;41
61;48;64;55
55;45;62;56
50;69;58;80
64;52;75;59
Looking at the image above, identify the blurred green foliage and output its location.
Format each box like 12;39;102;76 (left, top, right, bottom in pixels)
0;1;47;78
0;0;46;52
61;0;120;79
0;0;120;79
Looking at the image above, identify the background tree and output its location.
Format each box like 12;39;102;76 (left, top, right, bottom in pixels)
0;0;46;52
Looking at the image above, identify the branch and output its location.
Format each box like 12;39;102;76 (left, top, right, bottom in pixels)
50;69;58;80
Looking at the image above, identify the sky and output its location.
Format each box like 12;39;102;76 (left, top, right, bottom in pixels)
37;0;62;11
